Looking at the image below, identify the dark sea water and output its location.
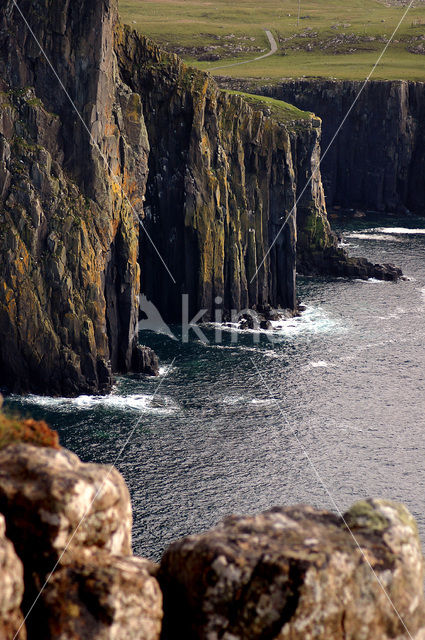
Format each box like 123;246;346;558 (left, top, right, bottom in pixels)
5;214;425;561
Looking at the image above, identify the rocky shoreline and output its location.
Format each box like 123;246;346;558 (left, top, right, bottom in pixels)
0;415;424;640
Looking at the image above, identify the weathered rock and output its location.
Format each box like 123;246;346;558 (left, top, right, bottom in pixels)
0;438;162;640
0;513;26;640
38;549;162;640
132;344;160;376
0;0;148;395
117;30;305;320
159;500;425;640
217;78;403;281
0;0;403;396
0;444;132;568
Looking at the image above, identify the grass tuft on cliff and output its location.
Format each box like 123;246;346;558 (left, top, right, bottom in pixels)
223;89;313;123
0;410;60;450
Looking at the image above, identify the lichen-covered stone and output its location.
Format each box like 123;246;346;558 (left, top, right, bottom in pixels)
0;444;132;567
159;500;425;640
0;442;162;640
0;513;26;639
218;78;402;282
39;549;162;640
117;29;299;320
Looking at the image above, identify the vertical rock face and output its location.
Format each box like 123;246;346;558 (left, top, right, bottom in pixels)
252;79;425;214
159;500;425;640
117;31;299;320
0;0;147;395
0;0;402;395
286;120;337;272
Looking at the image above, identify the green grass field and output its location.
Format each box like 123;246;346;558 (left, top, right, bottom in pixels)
119;0;425;82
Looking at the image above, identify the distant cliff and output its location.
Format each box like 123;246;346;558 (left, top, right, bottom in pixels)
0;0;401;396
226;78;425;215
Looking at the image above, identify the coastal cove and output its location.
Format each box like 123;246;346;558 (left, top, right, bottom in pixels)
6;214;425;561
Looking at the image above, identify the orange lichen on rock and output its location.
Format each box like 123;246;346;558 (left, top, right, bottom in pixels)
0;412;60;450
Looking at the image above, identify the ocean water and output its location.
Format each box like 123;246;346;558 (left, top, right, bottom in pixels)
5;214;425;561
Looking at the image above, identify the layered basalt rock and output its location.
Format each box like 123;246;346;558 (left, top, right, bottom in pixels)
0;0;148;395
117;31;301;320
232;78;425;215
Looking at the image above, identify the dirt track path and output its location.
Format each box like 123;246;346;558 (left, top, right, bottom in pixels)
208;30;278;72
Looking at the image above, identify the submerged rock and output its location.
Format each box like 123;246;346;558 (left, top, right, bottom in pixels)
159;500;425;640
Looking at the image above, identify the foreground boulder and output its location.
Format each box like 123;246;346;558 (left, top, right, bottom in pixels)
0;444;132;566
0;513;26;639
159;500;425;640
0;441;162;640
40;550;162;640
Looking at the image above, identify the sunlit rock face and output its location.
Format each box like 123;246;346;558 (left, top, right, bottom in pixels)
0;442;162;640
0;513;25;640
159;500;425;640
0;0;400;395
0;0;147;395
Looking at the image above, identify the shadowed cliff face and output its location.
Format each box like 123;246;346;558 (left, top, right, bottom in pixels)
249;79;425;215
117;31;304;320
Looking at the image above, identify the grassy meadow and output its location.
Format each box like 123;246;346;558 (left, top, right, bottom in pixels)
119;0;425;82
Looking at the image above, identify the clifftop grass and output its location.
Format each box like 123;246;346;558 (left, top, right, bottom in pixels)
119;0;425;82
223;89;314;124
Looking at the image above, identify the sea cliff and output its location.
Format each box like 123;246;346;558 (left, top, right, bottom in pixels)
221;78;425;215
0;0;401;395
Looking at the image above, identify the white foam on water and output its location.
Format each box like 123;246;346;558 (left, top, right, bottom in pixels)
345;232;402;242
221;395;275;407
372;227;425;235
250;398;274;406
12;392;179;415
205;307;342;342
269;305;343;337
310;360;329;368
